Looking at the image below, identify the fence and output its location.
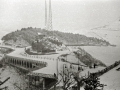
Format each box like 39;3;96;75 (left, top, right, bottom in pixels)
20;53;63;62
91;60;120;77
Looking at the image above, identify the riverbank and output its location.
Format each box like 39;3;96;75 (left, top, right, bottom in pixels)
81;46;120;66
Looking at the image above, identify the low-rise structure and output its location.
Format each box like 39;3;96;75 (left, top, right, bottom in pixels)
4;47;85;89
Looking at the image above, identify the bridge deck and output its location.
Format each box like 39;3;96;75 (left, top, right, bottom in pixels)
6;48;72;77
0;45;14;50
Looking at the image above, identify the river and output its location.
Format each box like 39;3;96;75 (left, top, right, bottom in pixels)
80;30;120;66
80;46;120;66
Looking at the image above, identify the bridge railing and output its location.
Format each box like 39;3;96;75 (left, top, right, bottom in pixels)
0;45;15;50
92;60;120;77
20;53;62;62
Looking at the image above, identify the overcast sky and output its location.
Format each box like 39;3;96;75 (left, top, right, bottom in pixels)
0;0;120;34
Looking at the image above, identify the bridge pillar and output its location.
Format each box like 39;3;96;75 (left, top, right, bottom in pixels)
20;60;21;66
25;61;27;68
43;78;45;90
22;61;24;66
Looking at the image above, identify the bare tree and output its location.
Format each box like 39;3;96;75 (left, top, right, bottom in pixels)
0;77;10;90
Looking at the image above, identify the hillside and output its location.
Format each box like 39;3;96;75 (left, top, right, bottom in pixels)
85;18;120;45
74;48;106;67
31;35;63;53
1;27;110;47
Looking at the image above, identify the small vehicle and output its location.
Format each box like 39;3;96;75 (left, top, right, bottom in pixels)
96;84;107;90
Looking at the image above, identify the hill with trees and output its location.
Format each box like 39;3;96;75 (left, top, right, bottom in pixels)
1;27;110;46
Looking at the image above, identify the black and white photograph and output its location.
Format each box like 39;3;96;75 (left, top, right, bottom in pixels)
0;0;120;90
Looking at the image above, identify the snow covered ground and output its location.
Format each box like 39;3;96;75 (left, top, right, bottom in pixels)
84;19;120;46
0;18;120;90
100;65;120;90
80;19;120;90
85;30;120;46
0;66;28;90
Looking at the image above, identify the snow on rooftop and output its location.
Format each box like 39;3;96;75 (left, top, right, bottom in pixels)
6;48;87;79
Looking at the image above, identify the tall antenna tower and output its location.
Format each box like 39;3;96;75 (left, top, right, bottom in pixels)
45;0;53;31
48;0;53;31
45;0;47;29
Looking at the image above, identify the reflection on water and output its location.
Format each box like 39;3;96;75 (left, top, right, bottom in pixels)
81;46;120;66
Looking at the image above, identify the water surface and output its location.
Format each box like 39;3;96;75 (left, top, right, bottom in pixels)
81;46;120;66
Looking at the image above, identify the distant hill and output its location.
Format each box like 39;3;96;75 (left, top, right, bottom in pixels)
74;48;106;67
85;18;120;45
91;18;120;31
0;30;8;40
1;27;110;46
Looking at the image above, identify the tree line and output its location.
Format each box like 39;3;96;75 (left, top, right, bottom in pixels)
2;27;110;46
